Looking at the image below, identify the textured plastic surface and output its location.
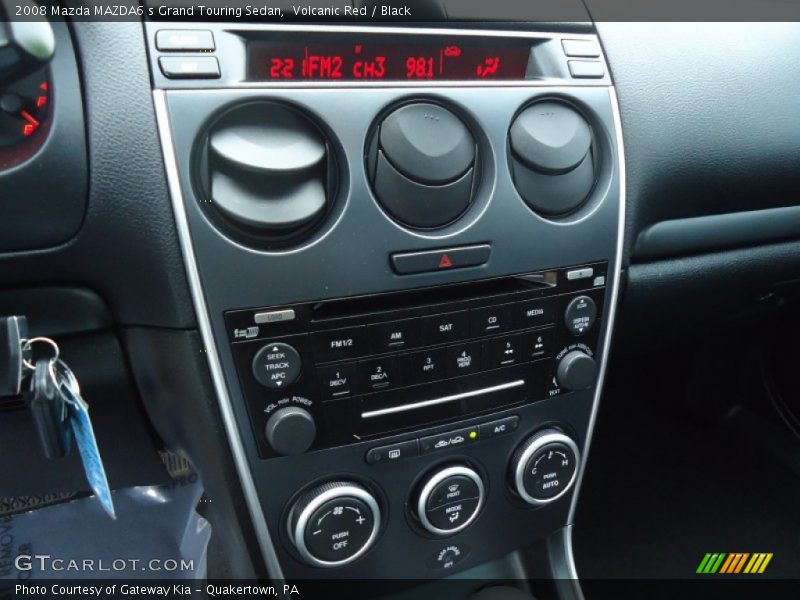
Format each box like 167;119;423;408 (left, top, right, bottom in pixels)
511;152;594;215
0;480;209;580
380;102;475;184
510;101;591;173
374;150;474;228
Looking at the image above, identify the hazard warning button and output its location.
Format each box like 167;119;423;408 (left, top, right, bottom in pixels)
390;244;491;275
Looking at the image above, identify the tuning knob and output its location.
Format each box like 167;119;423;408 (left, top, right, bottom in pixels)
368;102;477;228
556;350;597;391
264;406;316;456
509;101;595;216
510;429;580;506
288;481;381;567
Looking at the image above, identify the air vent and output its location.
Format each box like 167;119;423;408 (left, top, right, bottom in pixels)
367;102;478;229
196;102;337;248
509;101;596;216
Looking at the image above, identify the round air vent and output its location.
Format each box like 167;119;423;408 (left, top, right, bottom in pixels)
196;102;337;248
367;102;478;229
508;101;595;216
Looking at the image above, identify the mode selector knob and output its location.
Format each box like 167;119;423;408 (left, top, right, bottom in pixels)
288;481;381;567
415;465;485;536
510;429;580;506
556;350;597;391
265;406;316;456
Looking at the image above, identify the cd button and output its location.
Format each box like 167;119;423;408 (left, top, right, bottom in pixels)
470;304;513;336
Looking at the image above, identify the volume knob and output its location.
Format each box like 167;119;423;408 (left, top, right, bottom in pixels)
264;406;316;456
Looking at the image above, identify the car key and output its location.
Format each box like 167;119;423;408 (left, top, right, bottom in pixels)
27;357;72;459
55;359;117;519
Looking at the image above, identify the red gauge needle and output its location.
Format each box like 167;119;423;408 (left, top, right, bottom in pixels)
20;110;40;127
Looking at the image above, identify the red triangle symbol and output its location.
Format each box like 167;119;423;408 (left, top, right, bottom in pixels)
438;253;453;268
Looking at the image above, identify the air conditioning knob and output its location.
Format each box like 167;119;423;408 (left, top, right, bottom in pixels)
509;101;595;216
510;429;580;506
368;102;477;228
415;465;485;536
288;481;381;567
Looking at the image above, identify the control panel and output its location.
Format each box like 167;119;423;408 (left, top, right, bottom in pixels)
151;22;622;581
226;264;604;459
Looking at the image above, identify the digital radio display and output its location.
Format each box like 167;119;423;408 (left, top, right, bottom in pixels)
247;36;532;81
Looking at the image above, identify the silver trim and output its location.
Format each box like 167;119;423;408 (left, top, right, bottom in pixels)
563;86;627;579
254;309;296;324
152;90;285;578
290;483;381;568
513;431;580;506
416;466;485;536
361;379;525;419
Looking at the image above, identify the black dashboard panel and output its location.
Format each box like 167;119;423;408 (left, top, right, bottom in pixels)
595;22;800;263
149;22;623;580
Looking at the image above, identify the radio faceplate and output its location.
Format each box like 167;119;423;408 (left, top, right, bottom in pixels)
228;264;605;458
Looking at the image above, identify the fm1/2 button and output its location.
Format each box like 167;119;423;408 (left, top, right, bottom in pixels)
251;342;301;389
564;295;597;335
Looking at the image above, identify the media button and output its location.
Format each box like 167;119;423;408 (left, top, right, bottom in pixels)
420;311;469;345
516;298;555;329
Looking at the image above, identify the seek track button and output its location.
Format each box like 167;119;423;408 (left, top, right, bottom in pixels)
251;342;301;389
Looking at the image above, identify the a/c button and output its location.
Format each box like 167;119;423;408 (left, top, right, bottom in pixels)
479;416;520;439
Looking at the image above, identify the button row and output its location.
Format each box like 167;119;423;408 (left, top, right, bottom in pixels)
311;298;555;363
365;416;520;464
317;329;553;400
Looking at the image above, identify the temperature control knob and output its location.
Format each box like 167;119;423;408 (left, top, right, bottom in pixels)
415;465;485;536
556;350;597;391
288;481;381;567
510;429;580;506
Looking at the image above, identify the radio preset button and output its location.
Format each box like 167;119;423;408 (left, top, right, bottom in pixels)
446;342;482;376
311;326;367;363
369;318;420;352
518;328;554;360
470;304;513;336
317;363;358;400
251;342;301;389
359;357;399;392
400;348;447;383
484;335;522;369
421;311;469;344
516;298;555;328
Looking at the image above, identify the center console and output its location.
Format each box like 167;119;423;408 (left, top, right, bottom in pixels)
148;22;624;581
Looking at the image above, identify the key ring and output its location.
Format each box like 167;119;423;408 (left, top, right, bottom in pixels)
21;337;60;371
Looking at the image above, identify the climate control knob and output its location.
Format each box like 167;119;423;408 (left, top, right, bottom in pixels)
556;350;597;391
288;481;380;567
415;465;485;536
510;429;579;506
